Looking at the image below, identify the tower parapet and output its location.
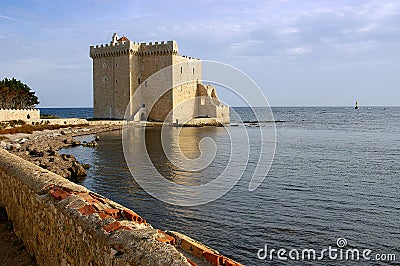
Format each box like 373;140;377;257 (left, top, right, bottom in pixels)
89;42;139;59
90;37;183;58
137;40;178;56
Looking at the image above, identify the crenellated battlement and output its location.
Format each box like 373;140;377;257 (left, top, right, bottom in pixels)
137;40;177;54
0;108;38;111
90;34;187;58
89;41;137;59
178;55;200;60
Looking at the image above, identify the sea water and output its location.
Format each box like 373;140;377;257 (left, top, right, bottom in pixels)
57;107;400;265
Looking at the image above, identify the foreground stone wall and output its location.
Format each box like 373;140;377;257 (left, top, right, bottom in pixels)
0;148;190;266
0;109;40;122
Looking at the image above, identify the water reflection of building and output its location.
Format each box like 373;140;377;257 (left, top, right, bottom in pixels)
124;127;229;187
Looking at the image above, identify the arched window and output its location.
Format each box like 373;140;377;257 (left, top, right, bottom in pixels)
140;112;146;121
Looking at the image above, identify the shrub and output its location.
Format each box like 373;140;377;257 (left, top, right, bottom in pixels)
8;120;26;128
40;114;59;119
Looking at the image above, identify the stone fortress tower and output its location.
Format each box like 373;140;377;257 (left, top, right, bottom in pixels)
89;33;229;124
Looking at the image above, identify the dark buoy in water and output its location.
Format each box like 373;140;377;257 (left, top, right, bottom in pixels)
355;101;359;110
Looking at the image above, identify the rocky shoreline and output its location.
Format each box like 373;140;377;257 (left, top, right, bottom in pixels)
0;124;121;182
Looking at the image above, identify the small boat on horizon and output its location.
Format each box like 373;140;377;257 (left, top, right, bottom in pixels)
355;101;359;110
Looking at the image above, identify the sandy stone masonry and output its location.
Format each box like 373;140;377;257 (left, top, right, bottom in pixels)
90;34;230;124
0;109;40;123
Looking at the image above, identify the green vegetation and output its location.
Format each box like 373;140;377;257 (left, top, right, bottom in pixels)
0;120;26;130
0;78;39;109
40;114;60;119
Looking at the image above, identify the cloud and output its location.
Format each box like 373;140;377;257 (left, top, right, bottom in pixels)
33;0;56;9
229;40;264;49
0;14;31;24
285;47;310;56
342;23;377;34
281;27;299;34
320;59;386;71
332;40;377;53
2;57;87;78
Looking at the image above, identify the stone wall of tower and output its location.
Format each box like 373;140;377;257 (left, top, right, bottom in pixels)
196;84;230;124
138;42;175;122
171;56;202;124
90;43;132;119
0;109;40;122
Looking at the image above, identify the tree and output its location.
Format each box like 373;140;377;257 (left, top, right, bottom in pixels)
0;78;39;109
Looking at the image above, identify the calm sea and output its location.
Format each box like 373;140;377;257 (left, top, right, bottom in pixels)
55;107;400;265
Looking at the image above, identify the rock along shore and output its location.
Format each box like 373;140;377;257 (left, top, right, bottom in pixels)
0;124;121;182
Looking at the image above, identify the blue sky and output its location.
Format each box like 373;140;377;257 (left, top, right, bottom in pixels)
1;0;399;107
